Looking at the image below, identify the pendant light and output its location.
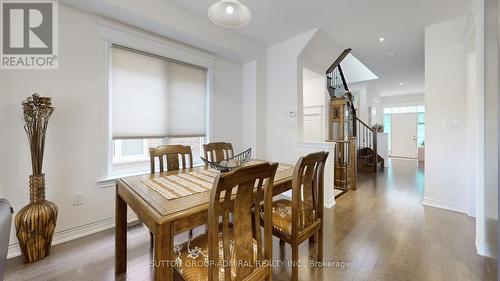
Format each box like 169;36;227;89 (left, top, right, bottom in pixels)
208;0;252;28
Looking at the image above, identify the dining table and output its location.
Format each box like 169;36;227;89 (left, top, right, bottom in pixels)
115;160;295;281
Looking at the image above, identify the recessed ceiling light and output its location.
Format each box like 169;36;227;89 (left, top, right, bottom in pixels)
399;83;405;86
208;0;252;28
387;52;395;58
379;37;385;42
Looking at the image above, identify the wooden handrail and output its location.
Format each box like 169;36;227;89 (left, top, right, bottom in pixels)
355;117;378;173
356;117;371;130
326;48;352;75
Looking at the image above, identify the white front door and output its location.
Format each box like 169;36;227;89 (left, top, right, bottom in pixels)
391;113;417;158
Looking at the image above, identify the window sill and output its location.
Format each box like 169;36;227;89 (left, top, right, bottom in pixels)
112;159;149;165
98;170;148;183
97;163;205;188
96;170;149;188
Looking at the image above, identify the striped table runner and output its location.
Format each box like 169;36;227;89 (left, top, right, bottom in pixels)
141;160;293;200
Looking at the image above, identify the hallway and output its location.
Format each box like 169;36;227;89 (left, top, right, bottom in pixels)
321;159;496;280
5;160;496;281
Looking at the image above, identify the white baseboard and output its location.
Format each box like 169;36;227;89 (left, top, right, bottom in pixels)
422;197;466;214
7;214;137;259
483;243;497;258
476;239;498;258
325;197;336;209
477;239;498;258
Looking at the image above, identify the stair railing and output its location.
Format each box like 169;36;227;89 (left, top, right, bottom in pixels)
333;138;357;190
356;117;378;173
334;140;351;167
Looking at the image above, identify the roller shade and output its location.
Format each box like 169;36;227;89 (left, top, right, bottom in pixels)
111;46;207;139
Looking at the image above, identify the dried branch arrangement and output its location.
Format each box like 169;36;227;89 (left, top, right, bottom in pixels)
22;94;54;175
16;94;58;263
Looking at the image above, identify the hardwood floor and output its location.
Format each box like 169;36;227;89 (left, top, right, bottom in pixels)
5;159;497;281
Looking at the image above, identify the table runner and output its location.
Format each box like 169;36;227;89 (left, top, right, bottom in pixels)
141;160;293;200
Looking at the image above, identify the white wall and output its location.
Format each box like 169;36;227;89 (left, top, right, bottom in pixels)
369;91;383;126
242;58;268;158
266;29;316;164
381;93;425;108
212;59;243;151
303;77;326;108
0;5;246;257
303;71;327;142
424;17;469;213
436;0;499;258
358;88;368;123
350;85;369;123
242;61;258;154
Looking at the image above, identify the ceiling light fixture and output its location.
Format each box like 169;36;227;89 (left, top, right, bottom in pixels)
208;0;252;28
226;5;234;14
379;37;385;42
399;82;405;86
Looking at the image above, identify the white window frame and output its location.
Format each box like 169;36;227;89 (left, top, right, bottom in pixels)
98;20;215;180
383;105;425;114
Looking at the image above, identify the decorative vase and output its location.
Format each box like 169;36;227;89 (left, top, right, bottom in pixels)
15;174;58;263
15;94;57;263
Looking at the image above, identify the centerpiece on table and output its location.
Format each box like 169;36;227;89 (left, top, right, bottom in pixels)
201;148;251;172
15;94;58;263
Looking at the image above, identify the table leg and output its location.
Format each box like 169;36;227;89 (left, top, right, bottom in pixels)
154;223;173;281
115;188;127;274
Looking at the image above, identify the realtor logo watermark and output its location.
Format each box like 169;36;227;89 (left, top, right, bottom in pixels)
1;0;58;69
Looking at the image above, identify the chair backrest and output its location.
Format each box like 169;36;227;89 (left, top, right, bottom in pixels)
203;142;234;164
291;151;329;237
149;145;193;173
208;162;278;281
0;199;12;281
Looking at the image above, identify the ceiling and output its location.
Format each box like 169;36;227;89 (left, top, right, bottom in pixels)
168;0;469;96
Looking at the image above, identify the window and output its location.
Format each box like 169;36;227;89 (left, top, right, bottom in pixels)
113;139;148;164
384;106;425;114
110;46;208;175
112;137;205;171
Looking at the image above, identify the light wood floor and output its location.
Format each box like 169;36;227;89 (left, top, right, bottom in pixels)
5;159;497;281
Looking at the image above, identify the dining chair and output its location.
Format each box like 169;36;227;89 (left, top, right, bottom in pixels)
150;144;193;173
173;162;278;281
261;151;328;281
148;145;194;248
203;142;234;164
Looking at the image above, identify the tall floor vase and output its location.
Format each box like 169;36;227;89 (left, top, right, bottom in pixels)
16;94;57;263
15;174;58;263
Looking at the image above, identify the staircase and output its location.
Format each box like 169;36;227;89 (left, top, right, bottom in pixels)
325;48;384;193
355;117;384;173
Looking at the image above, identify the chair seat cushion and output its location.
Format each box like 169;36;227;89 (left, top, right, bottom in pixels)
174;224;261;281
261;199;316;236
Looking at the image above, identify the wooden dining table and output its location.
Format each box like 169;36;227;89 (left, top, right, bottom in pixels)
115;160;294;281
